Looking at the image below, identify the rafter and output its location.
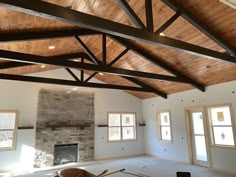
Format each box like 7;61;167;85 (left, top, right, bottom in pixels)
116;0;146;29
0;52;91;69
0;49;189;83
161;0;236;56
0;0;234;63
110;36;205;92
0;73;154;93
0;29;100;43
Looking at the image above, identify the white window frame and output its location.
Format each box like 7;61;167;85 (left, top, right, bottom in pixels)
207;104;236;148
0;110;18;151
157;110;173;142
108;112;136;142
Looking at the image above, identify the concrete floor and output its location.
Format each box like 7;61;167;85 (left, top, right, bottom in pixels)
1;156;235;177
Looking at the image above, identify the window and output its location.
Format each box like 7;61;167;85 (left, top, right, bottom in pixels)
157;110;172;141
108;113;136;141
208;104;235;147
0;111;18;150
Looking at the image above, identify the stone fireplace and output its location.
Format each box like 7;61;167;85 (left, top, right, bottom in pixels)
34;89;94;168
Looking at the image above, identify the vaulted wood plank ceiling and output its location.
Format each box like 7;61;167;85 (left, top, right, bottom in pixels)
0;0;235;99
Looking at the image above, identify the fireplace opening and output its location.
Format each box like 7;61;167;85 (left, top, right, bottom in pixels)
54;143;78;166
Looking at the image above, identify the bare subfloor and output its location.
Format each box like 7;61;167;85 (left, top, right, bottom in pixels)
1;156;235;177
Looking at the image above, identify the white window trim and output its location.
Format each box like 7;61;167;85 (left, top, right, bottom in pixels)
108;112;136;142
0;110;18;151
207;103;236;148
157;110;173;142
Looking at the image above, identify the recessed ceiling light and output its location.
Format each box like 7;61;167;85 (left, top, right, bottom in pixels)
72;87;78;91
159;32;165;36
99;72;104;76
40;65;46;68
48;45;55;50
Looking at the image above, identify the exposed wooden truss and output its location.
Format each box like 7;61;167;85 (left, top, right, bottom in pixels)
0;0;235;99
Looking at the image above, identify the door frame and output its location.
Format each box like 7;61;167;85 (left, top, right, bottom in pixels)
185;106;212;167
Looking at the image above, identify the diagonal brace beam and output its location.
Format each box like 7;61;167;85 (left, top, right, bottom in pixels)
116;0;146;29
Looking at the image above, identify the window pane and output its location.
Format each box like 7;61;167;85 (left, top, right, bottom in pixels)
213;127;235;146
192;112;204;135
122;114;135;126
108;114;120;126
108;127;121;141
0;113;16;129
210;106;232;126
160;112;170;126
122;127;135;140
161;127;171;140
194;135;208;161
0;131;13;148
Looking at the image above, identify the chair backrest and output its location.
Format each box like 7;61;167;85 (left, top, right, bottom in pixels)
176;172;191;177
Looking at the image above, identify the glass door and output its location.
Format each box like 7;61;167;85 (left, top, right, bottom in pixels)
189;109;210;167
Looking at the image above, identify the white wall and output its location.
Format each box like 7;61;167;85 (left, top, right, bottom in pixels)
143;80;236;173
0;69;144;170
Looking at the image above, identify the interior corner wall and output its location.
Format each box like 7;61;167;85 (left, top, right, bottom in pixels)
0;69;144;171
143;80;236;173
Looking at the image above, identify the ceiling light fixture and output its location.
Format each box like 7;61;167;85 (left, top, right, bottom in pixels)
40;65;46;68
73;59;79;62
99;72;104;76
48;45;55;50
159;32;165;36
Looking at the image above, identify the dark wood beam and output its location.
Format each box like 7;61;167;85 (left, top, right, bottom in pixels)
65;68;80;82
108;48;129;66
102;34;106;65
116;0;146;29
161;0;236;56
110;36;205;91
0;52;91;69
0;49;189;83
74;36;100;65
155;12;180;35
145;0;154;32
0;0;235;63
84;72;97;83
81;58;84;82
124;77;167;98
0;29;101;43
0;73;154;93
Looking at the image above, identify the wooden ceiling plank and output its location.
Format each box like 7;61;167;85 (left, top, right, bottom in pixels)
116;0;146;29
161;0;236;56
110;36;205;92
0;0;234;63
0;73;154;93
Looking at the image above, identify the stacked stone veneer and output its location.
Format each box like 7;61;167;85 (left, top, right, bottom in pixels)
34;89;94;168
